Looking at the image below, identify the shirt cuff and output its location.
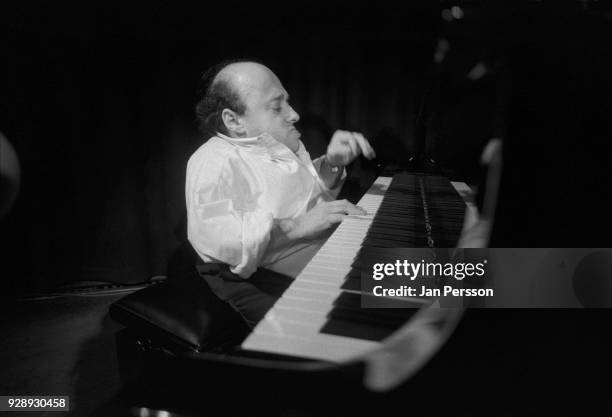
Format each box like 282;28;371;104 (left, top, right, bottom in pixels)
313;155;347;198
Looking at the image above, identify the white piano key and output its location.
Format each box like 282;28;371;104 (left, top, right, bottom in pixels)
290;279;344;295
242;176;472;362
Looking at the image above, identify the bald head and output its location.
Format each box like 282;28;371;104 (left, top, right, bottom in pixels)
196;60;301;150
215;62;279;105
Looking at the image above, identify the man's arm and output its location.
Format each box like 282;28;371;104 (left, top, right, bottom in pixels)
188;175;365;278
316;155;345;190
268;199;366;251
315;130;376;189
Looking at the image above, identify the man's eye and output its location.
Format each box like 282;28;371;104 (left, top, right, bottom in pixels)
272;107;282;113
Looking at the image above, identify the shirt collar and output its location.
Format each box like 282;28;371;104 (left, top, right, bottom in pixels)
216;132;306;160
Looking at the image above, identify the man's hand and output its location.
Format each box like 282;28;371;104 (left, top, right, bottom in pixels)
295;199;366;239
273;199;366;245
326;130;376;167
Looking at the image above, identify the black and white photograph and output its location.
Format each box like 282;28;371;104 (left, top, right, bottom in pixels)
1;1;611;416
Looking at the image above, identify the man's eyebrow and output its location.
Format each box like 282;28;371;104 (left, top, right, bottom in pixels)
267;92;288;103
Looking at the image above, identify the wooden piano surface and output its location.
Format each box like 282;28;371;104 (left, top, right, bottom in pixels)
241;173;475;362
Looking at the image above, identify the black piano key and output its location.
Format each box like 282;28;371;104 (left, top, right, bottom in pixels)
319;319;396;341
362;237;420;248
367;228;429;239
319;172;466;342
340;275;361;291
320;292;421;341
334;290;423;312
329;306;413;329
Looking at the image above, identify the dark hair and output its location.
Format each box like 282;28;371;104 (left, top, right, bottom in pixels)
195;59;254;138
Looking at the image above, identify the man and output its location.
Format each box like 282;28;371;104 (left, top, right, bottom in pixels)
186;60;375;327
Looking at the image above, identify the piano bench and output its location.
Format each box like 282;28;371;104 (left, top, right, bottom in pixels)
109;279;250;360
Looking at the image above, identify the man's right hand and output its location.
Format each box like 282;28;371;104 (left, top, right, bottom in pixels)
271;200;366;249
294;199;366;240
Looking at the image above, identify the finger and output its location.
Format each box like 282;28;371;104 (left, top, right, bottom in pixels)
328;131;357;165
343;203;366;216
327;213;347;224
330;130;349;144
352;132;375;159
333;132;359;158
328;199;350;210
330;199;355;206
346;135;360;158
353;132;376;159
331;199;366;215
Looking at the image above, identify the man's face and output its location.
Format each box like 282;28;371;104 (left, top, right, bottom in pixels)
230;64;301;152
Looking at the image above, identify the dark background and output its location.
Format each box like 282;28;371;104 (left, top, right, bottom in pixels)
1;3;612;415
2;1;611;294
1;1;441;293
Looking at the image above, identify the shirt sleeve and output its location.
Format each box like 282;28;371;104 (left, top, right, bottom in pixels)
186;156;274;278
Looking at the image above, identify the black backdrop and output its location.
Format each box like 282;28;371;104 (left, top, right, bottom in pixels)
1;2;442;293
2;2;611;294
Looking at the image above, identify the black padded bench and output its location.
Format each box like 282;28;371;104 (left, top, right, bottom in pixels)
109;278;249;356
109;239;250;358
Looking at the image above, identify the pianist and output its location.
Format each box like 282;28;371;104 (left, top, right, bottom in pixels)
187;60;376;327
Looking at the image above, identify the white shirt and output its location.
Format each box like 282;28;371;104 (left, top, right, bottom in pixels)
186;133;344;278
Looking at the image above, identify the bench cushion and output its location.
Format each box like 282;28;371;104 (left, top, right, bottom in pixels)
109;277;249;352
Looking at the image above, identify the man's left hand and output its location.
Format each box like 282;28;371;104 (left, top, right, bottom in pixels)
326;130;376;167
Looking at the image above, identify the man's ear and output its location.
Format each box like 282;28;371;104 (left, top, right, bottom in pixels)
221;109;246;136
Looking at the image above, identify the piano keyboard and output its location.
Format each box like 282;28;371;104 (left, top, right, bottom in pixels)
241;173;472;362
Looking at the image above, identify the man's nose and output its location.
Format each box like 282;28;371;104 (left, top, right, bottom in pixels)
287;105;300;123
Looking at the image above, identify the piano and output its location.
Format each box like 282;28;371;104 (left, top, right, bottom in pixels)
242;172;476;364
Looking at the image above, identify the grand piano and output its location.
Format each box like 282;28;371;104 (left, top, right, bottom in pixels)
107;171;486;416
241;172;476;375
